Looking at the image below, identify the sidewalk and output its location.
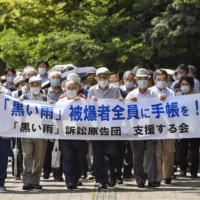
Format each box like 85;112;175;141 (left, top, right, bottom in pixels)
1;163;200;200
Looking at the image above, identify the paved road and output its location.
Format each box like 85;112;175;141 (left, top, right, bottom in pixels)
1;163;200;200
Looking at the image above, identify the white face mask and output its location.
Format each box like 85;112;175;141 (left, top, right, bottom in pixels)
181;85;190;94
138;80;148;89
6;76;15;83
38;68;47;75
98;80;108;88
18;85;24;90
109;82;119;88
66;90;77;99
156;81;167;89
30;87;40;95
125;81;134;89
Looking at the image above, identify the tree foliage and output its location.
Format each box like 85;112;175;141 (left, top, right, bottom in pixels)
0;0;200;73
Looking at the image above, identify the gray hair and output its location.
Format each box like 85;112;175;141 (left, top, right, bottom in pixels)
65;80;79;89
123;71;135;80
49;71;62;80
188;65;196;77
22;66;38;77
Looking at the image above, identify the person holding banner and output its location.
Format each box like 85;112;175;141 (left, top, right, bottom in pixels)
149;69;175;185
0;86;11;191
58;77;86;190
19;76;47;190
42;71;65;181
109;71;134;184
88;67;124;189
176;76;200;178
126;68;158;188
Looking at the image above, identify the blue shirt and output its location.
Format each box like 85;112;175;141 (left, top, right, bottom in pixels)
37;74;49;84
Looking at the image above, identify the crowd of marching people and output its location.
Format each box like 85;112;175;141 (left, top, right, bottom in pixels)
0;61;200;191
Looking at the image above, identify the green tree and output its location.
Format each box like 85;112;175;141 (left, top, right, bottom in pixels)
148;0;200;69
0;0;172;72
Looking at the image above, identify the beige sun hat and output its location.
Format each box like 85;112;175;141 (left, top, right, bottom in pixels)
63;73;83;90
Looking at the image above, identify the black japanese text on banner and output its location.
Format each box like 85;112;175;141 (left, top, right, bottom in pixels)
0;94;200;140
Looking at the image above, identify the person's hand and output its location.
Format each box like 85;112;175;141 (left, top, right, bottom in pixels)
0;88;3;94
74;96;81;101
119;97;124;101
49;139;55;142
18;96;24;101
130;96;137;102
160;94;167;101
91;96;97;101
49;100;56;104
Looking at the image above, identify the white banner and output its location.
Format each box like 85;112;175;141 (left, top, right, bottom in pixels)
0;93;200;140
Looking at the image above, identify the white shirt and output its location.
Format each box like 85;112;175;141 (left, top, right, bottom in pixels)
0;86;12;96
149;85;175;97
125;87;152;99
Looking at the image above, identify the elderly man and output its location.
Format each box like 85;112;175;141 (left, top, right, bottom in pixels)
126;68;158;188
149;69;175;185
19;76;47;190
12;76;26;98
43;71;64;181
0;86;11;191
58;78;86;189
120;70;137;94
18;66;38;97
88;67;123;189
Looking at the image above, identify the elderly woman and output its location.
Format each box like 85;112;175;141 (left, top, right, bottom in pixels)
43;71;65;181
58;78;85;189
176;76;200;178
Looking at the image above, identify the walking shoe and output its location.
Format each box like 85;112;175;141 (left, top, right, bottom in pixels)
148;182;158;187
123;174;134;178
137;183;145;188
157;181;161;186
97;183;108;189
117;177;123;184
23;183;34;190
0;187;6;192
54;176;64;181
77;181;83;186
164;178;171;184
180;170;186;177
43;173;49;179
67;183;76;189
15;176;21;180
33;184;42;190
108;176;117;187
191;173;198;178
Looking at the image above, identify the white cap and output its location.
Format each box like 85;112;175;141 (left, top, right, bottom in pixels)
29;76;42;84
64;73;83;90
96;67;109;76
135;68;149;77
13;76;25;86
